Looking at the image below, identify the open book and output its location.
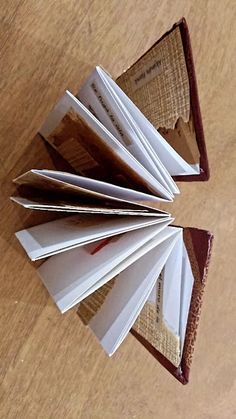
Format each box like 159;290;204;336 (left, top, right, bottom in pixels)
12;19;212;384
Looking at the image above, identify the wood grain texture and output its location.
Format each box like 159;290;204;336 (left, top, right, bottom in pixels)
0;0;236;417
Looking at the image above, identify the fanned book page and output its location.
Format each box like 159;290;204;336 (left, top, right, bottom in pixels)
77;227;193;364
40;90;173;200
15;214;171;260
11;19;212;384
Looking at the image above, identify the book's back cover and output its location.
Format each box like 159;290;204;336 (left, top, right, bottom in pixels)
131;227;213;384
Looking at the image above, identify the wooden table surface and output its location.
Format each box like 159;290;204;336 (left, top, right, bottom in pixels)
0;1;236;418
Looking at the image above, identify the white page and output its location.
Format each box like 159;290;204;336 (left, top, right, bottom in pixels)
179;242;194;352
147;233;194;357
95;276;155;355
88;231;180;355
11;196;167;216
77;68;175;196
39;222;171;312
39;91;173;200
71;223;177;309
35;169;170;206
96;67;180;195
84;227;194;357
112;235;194;358
38;220;174;312
161;231;183;336
16;214;170;261
96;67;199;176
113;279;156;353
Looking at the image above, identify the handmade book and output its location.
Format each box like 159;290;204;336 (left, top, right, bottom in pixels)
12;18;213;384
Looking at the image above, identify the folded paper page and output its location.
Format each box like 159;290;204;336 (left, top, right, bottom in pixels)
11;195;163;216
15;214;171;260
77;228;194;366
13;169;171;209
39;91;173;200
98;66;196;177
77;67;179;195
132;234;194;366
78;229;181;356
38;220;174;312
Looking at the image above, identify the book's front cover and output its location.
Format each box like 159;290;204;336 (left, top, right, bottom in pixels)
116;18;209;181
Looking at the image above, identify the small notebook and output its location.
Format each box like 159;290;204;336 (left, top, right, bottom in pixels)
12;18;213;384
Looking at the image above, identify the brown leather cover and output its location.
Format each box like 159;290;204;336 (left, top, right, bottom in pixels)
175;19;209;181
117;18;209;181
131;227;213;384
